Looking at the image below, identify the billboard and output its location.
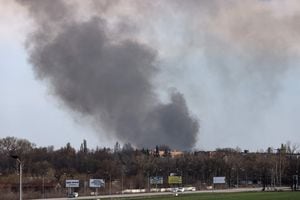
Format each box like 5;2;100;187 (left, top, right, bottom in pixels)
89;179;105;188
150;176;163;185
168;176;182;184
213;177;226;184
66;179;79;188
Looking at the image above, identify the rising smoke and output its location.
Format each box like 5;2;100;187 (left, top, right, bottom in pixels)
16;0;300;150
16;0;199;150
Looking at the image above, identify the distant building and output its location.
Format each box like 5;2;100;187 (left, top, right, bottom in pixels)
152;150;184;158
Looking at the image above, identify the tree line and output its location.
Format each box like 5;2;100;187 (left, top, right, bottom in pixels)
0;136;299;198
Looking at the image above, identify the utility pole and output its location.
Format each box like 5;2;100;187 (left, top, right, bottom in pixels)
11;155;22;200
296;155;299;190
19;160;22;200
236;168;239;188
109;173;112;196
279;150;282;187
121;172;123;194
42;174;45;199
276;148;282;187
147;171;150;192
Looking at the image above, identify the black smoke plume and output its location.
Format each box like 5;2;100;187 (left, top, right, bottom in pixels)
17;0;199;150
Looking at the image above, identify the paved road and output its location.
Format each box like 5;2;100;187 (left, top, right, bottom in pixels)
33;187;291;200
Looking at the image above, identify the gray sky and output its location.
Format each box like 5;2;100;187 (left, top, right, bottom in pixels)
1;0;300;151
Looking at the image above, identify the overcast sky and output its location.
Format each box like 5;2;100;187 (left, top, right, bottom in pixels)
1;0;300;151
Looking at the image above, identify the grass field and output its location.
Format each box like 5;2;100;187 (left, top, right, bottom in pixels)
123;192;300;200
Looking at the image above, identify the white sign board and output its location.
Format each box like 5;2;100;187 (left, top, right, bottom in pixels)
89;179;105;188
150;176;163;185
66;179;79;188
213;177;225;184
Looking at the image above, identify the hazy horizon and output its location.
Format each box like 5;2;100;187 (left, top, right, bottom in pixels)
1;0;300;151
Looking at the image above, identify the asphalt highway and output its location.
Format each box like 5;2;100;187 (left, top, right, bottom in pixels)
33;187;286;200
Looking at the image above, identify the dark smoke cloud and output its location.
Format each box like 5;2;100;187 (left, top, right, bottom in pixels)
17;0;199;150
110;0;300;149
16;0;300;150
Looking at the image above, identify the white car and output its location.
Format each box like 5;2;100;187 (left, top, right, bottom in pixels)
68;192;78;198
173;187;184;192
172;187;184;195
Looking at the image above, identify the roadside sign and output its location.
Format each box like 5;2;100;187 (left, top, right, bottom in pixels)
150;176;163;184
66;179;79;188
168;176;182;184
89;179;105;188
213;177;225;184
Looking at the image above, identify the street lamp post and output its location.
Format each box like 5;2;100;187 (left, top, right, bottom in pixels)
236;168;239;188
296;155;299;190
110;173;112;196
85;171;90;196
104;171;112;196
147;171;150;192
11;155;22;200
42;174;45;199
121;170;124;194
276;148;282;187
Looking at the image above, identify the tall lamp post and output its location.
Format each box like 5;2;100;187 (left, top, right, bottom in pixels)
11;155;22;200
296;155;299;190
276;148;282;187
105;171;112;196
109;173;112;196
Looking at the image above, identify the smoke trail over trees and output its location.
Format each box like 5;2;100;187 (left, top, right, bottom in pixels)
15;0;300;150
16;0;199;150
